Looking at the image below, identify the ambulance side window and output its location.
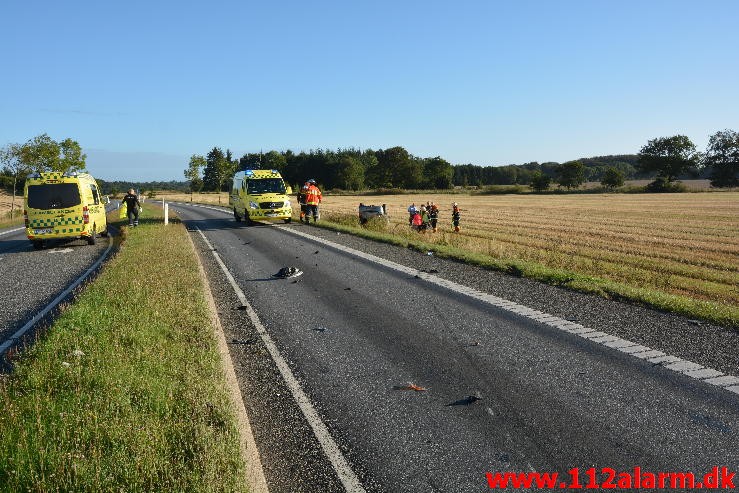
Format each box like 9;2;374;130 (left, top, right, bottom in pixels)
90;184;100;205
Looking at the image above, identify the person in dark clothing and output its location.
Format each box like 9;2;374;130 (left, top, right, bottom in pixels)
121;189;141;226
452;202;461;232
428;202;439;232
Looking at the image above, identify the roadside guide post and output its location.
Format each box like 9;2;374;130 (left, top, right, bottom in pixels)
164;202;169;225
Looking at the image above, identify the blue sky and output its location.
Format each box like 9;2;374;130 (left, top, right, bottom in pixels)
2;0;737;181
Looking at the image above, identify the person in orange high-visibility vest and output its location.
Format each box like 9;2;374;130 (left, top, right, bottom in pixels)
304;179;322;222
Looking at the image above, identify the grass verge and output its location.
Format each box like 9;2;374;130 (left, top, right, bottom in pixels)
0;213;24;230
310;212;739;329
0;207;248;492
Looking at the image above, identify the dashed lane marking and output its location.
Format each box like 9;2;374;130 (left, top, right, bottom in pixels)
195;227;366;493
0;227;24;237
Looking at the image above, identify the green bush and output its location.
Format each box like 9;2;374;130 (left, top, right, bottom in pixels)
645;177;687;192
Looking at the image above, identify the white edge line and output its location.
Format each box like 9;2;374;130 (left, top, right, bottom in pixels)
278;226;739;396
195;227;366;493
0;230;116;356
0;226;24;237
185;228;269;492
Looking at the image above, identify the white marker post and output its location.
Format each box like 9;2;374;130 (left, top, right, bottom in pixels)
164;203;169;225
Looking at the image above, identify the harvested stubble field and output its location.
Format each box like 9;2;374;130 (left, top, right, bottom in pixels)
0;190;22;215
0;190;23;227
322;193;739;314
156;191;228;206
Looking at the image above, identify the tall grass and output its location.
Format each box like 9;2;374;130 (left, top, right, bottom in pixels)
0;208;248;492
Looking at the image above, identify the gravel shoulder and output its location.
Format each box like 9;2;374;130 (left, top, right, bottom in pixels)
289;223;739;376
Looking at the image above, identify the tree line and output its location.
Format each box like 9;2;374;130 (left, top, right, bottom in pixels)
2;129;736;206
185;146;455;193
185;130;737;193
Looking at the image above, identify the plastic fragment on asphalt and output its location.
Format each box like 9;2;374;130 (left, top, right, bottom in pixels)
272;266;303;278
393;383;428;391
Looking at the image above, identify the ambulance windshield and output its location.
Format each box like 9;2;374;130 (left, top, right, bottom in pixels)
247;178;285;195
27;183;81;209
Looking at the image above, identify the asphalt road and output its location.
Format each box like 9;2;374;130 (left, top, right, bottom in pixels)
178;202;738;492
0;207;116;356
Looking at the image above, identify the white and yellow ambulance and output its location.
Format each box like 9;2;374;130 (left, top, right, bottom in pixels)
229;169;293;225
24;171;109;249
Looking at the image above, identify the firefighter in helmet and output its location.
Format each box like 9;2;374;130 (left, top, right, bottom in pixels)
304;179;322;223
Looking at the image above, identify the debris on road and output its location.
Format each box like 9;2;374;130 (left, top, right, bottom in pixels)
393;383;428;392
447;392;483;406
272;267;303;279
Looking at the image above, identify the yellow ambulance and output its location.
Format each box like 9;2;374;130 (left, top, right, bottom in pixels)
24;171;109;249
229;169;293;225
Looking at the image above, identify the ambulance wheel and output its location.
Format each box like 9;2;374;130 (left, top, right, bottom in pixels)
234;209;242;222
283;218;291;224
32;240;43;250
88;227;97;245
